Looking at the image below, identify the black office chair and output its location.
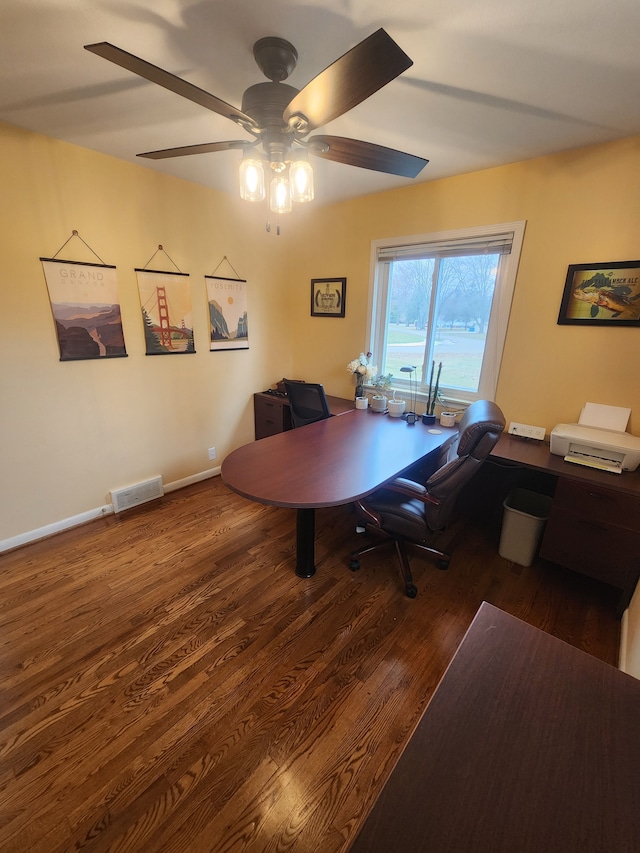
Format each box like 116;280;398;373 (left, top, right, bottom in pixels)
284;380;331;428
349;399;506;597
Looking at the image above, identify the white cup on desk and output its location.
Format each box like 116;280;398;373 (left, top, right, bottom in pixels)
355;396;368;410
440;411;457;427
388;399;406;418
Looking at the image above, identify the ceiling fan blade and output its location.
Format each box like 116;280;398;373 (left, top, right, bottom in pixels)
84;42;257;131
308;135;428;178
283;29;412;132
138;140;253;160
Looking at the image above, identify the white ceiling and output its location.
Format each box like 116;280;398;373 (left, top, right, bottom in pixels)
2;0;640;207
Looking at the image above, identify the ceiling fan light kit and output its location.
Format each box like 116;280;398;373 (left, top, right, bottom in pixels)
85;28;428;215
238;146;314;211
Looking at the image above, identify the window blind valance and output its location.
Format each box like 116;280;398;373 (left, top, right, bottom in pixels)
377;232;514;262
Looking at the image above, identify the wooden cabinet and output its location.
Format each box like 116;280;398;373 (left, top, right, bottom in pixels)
491;436;640;616
253;393;292;439
254;391;354;440
540;477;640;612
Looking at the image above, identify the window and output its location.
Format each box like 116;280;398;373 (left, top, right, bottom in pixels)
368;221;525;405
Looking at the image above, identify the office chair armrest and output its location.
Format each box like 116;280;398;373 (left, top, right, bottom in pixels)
384;478;442;506
355;499;383;528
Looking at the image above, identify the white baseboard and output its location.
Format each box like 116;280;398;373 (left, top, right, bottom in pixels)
0;467;221;553
163;467;220;493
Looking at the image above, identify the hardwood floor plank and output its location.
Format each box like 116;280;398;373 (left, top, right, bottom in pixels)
0;476;621;852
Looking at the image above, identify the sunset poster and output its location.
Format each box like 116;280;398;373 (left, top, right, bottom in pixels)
205;275;249;351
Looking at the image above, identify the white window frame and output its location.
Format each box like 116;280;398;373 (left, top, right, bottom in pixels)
367;221;526;406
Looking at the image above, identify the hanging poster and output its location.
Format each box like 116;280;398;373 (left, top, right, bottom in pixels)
205;275;249;351
41;259;127;361
136;269;195;355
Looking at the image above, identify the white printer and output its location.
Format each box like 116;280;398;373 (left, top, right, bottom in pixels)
550;423;640;473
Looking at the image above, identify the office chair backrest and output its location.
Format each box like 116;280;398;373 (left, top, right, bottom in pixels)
424;399;505;531
284;380;331;428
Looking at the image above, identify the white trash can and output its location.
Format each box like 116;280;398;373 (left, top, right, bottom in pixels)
499;488;552;567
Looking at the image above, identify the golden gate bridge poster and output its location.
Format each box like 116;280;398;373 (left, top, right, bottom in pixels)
136;269;195;355
205;275;249;351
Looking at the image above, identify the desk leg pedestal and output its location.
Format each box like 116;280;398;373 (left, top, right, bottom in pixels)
295;508;316;578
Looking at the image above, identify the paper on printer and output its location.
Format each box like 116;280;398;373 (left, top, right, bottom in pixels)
550;402;640;473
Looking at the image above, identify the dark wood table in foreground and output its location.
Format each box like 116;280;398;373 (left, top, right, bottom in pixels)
349;602;640;852
221;409;456;577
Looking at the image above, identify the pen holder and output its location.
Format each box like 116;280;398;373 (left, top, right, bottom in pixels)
355;396;368;410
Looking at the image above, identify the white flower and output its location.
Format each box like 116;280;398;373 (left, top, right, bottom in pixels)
347;352;376;382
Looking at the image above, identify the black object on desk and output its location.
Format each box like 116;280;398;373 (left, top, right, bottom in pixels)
283;380;331;428
254;390;353;439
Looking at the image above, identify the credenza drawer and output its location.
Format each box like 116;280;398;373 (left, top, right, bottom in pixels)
552;477;640;530
540;507;637;589
253;393;292;439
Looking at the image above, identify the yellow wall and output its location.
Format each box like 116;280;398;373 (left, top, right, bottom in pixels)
0;123;292;541
2;120;640;544
287;137;640;432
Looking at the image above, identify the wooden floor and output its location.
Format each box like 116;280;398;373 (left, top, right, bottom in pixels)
0;476;620;852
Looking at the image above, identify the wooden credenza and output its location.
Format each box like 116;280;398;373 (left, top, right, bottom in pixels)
539;476;640;602
253;391;353;440
491;434;640;615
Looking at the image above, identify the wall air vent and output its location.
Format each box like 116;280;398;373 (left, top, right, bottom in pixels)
110;476;164;513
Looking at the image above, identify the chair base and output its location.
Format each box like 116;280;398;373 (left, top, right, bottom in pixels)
349;528;450;598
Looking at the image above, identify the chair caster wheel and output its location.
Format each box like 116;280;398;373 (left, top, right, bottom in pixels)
349;559;361;572
437;558;450;570
405;584;418;598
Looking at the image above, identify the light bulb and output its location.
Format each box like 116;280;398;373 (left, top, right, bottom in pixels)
290;158;314;203
270;175;292;214
239;157;265;202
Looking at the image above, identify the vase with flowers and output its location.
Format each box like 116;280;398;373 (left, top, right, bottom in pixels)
347;351;376;400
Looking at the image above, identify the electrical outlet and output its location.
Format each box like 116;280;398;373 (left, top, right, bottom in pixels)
208;447;217;460
508;422;546;440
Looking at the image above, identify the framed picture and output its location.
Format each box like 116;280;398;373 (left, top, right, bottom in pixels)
311;277;346;317
558;260;640;325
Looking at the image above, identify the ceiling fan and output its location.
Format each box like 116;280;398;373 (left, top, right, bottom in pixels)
84;29;428;212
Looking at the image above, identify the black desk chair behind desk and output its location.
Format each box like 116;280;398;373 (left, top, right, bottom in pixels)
284;380;331;428
350;399;506;597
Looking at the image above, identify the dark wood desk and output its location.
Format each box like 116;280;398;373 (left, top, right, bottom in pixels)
221;410;457;577
491;435;640;614
349;602;640;853
492;433;640;496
